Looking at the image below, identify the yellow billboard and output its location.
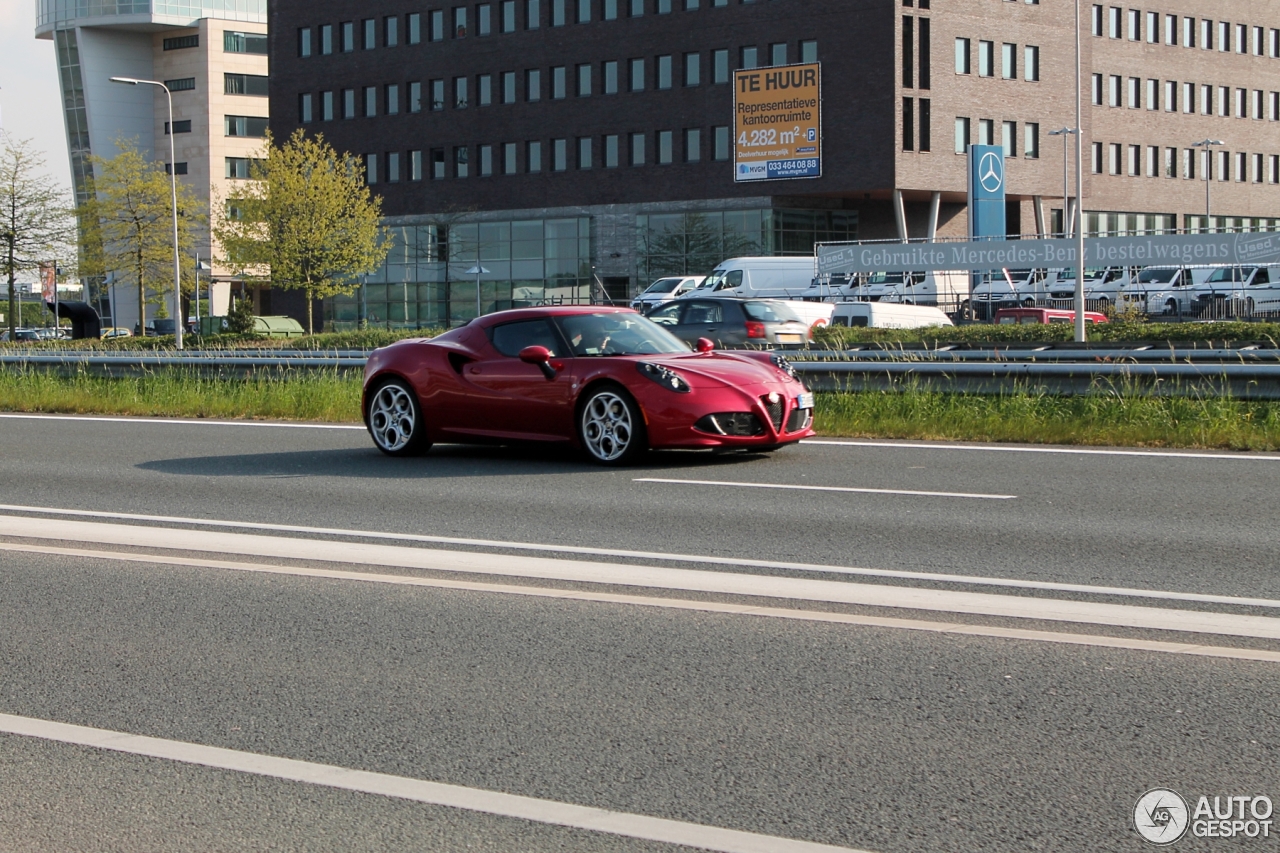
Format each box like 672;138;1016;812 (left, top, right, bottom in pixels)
733;63;821;182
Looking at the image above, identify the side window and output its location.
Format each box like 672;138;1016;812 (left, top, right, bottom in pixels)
489;319;561;356
714;270;744;290
683;301;723;324
647;302;684;325
1251;267;1267;285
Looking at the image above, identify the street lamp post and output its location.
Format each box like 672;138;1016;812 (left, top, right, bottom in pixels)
1048;128;1077;238
110;76;183;349
1191;139;1224;232
1073;0;1087;343
465;266;490;318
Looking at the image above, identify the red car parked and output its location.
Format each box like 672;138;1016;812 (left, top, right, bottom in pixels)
362;306;816;465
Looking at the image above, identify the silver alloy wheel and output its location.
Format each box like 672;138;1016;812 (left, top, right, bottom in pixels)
581;390;634;462
369;383;417;453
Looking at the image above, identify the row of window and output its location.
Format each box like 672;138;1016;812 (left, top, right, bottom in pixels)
954;39;1040;81
162;116;268;137
161;31;267;54
1091;75;1280;121
953;117;1042;159
161;74;269;96
1091;6;1280;58
1090;144;1280;185
353;129;735;184
295;46;817;122
298;0;777;56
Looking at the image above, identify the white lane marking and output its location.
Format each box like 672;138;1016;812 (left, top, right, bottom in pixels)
0;413;364;430
804;439;1280;462
0;713;866;853
634;477;1015;500
5;541;1279;664
4;504;1279;611
4;517;1280;641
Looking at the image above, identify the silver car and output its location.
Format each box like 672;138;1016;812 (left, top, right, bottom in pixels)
645;297;811;348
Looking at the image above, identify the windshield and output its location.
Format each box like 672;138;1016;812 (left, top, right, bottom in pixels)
865;272;906;285
1137;268;1178;284
556;313;691;357
644;277;684;294
702;269;743;291
742;301;802;323
1206;267;1245;284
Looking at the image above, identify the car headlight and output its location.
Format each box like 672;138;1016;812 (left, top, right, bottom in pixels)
637;362;691;393
770;353;798;379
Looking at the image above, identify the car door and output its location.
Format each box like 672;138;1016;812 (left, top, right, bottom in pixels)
458;318;576;441
677;299;733;347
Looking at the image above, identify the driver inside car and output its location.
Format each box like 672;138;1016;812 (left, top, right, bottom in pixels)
566;317;614;356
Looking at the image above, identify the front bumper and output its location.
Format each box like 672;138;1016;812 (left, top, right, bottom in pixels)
642;383;816;448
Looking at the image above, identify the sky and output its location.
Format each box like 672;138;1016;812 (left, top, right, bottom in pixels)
0;0;74;195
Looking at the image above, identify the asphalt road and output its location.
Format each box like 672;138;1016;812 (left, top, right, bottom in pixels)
1;413;1278;852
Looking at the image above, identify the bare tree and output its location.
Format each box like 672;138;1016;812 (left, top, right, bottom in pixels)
0;137;74;338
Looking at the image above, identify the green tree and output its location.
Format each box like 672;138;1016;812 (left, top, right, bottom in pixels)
215;130;391;334
78;139;204;333
226;289;256;334
636;213;760;283
0;137;74;338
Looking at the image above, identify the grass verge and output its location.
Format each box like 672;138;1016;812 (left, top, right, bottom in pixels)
3;369;1280;451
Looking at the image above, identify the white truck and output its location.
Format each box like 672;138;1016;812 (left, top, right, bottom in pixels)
691;256;817;299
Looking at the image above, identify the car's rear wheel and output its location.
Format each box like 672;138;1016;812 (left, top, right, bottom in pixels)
578;384;647;466
366;378;431;457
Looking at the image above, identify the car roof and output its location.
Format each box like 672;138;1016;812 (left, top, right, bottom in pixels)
470;305;637;329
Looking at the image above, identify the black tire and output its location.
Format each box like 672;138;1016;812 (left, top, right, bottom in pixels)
577;383;647;466
366;378;432;457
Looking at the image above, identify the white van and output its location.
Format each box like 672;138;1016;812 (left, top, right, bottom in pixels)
695;256;816;299
1189;265;1279;316
863;270;970;309
830;302;954;329
1046;267;1133;310
776;300;835;331
631;275;705;313
1120;266;1214;316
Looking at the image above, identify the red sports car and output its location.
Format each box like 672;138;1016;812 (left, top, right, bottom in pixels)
361;306;815;464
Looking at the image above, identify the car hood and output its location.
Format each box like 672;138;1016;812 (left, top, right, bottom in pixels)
631;351;793;389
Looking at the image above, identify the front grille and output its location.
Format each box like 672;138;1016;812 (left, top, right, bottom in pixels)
760;395;785;431
785;406;812;433
695;413;764;436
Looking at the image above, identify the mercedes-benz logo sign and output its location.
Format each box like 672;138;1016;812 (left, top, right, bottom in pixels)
1134;788;1190;845
978;151;1003;193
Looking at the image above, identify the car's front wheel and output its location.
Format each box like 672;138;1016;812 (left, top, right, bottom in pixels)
578;384;647;466
366;378;431;457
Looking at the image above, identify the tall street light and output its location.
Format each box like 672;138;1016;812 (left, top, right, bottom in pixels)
110;76;183;349
1072;0;1087;343
1048;128;1077;238
1191;139;1224;232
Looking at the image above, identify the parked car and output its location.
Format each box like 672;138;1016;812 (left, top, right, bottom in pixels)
145;318;177;336
645;297;812;348
0;328;40;342
630;275;705;313
100;327;133;339
361;306;815;464
1119;266;1213;316
831;302;954;329
993;307;1108;325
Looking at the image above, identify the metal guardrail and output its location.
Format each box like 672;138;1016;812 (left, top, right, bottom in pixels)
4;348;1280;398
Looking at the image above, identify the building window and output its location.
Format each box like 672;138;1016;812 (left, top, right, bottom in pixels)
164;119;192;134
320;24;333;53
1184;17;1195;47
165;77;196;92
1271;92;1279;121
163;162;188;175
527;0;541;28
604;134;620;167
453;77;467;108
578;0;591;23
955;38;970;74
1108;142;1120;175
604;0;618;20
341;21;355;51
657;130;673;163
801;40;817;63
1165;147;1177;178
713;49;729;84
1000;43;1015;79
225;31;267;54
1253;89;1263;120
553;0;567;25
630;58;645;91
713;126;729;160
1023;122;1038;158
657;0;671;12
630;0;643;16
1127;77;1140;108
164;34;198;51
1201;84;1212;115
685;128;701;161
363;18;376;48
919;98;931;151
577;64;591;96
1092;141;1103;173
1091;4;1102;36
1235;151;1246;182
1000;121;1015;157
954;116;970;153
553;138;568;170
479;145;494;176
903;97;914;150
431;149;445;180
407;14;420;43
385;16;399;46
430;79;445;110
1164;80;1176;112
657;55;673;89
410;150;423;181
1145;11;1157;43
1182;82;1194;114
770;42;787;67
1164;14;1176;45
978;40;993;77
630;132;645;165
1108;75;1121;107
502;71;517;103
387;152;401;182
1270;154;1279;184
342;88;356;118
578;137;592;169
1091;73;1102;105
527;69;541;101
1148;146;1162;178
1023;46;1038;82
478;75;492;106
552;66;567;99
685;52;700;86
1126;8;1139;41
1252;152;1264;183
322;91;335;120
365;86;378;116
527;141;541;172
740;46;758;69
298;27;312;57
1219;85;1229;117
1126;144;1139;176
502;1;516;32
903;17;914;88
1235;88;1246;118
603;61;618;94
225;157;258;179
409;82;422;113
365;154;379;184
977;118;993;146
225;74;269;97
478;4;492;34
454;6;468;37
299;93;313;123
453;147;468;178
425;10;441;40
225;115;268;136
1108;6;1120;38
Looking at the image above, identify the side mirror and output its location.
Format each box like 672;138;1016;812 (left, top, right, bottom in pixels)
695;337;715;353
519;345;558;379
